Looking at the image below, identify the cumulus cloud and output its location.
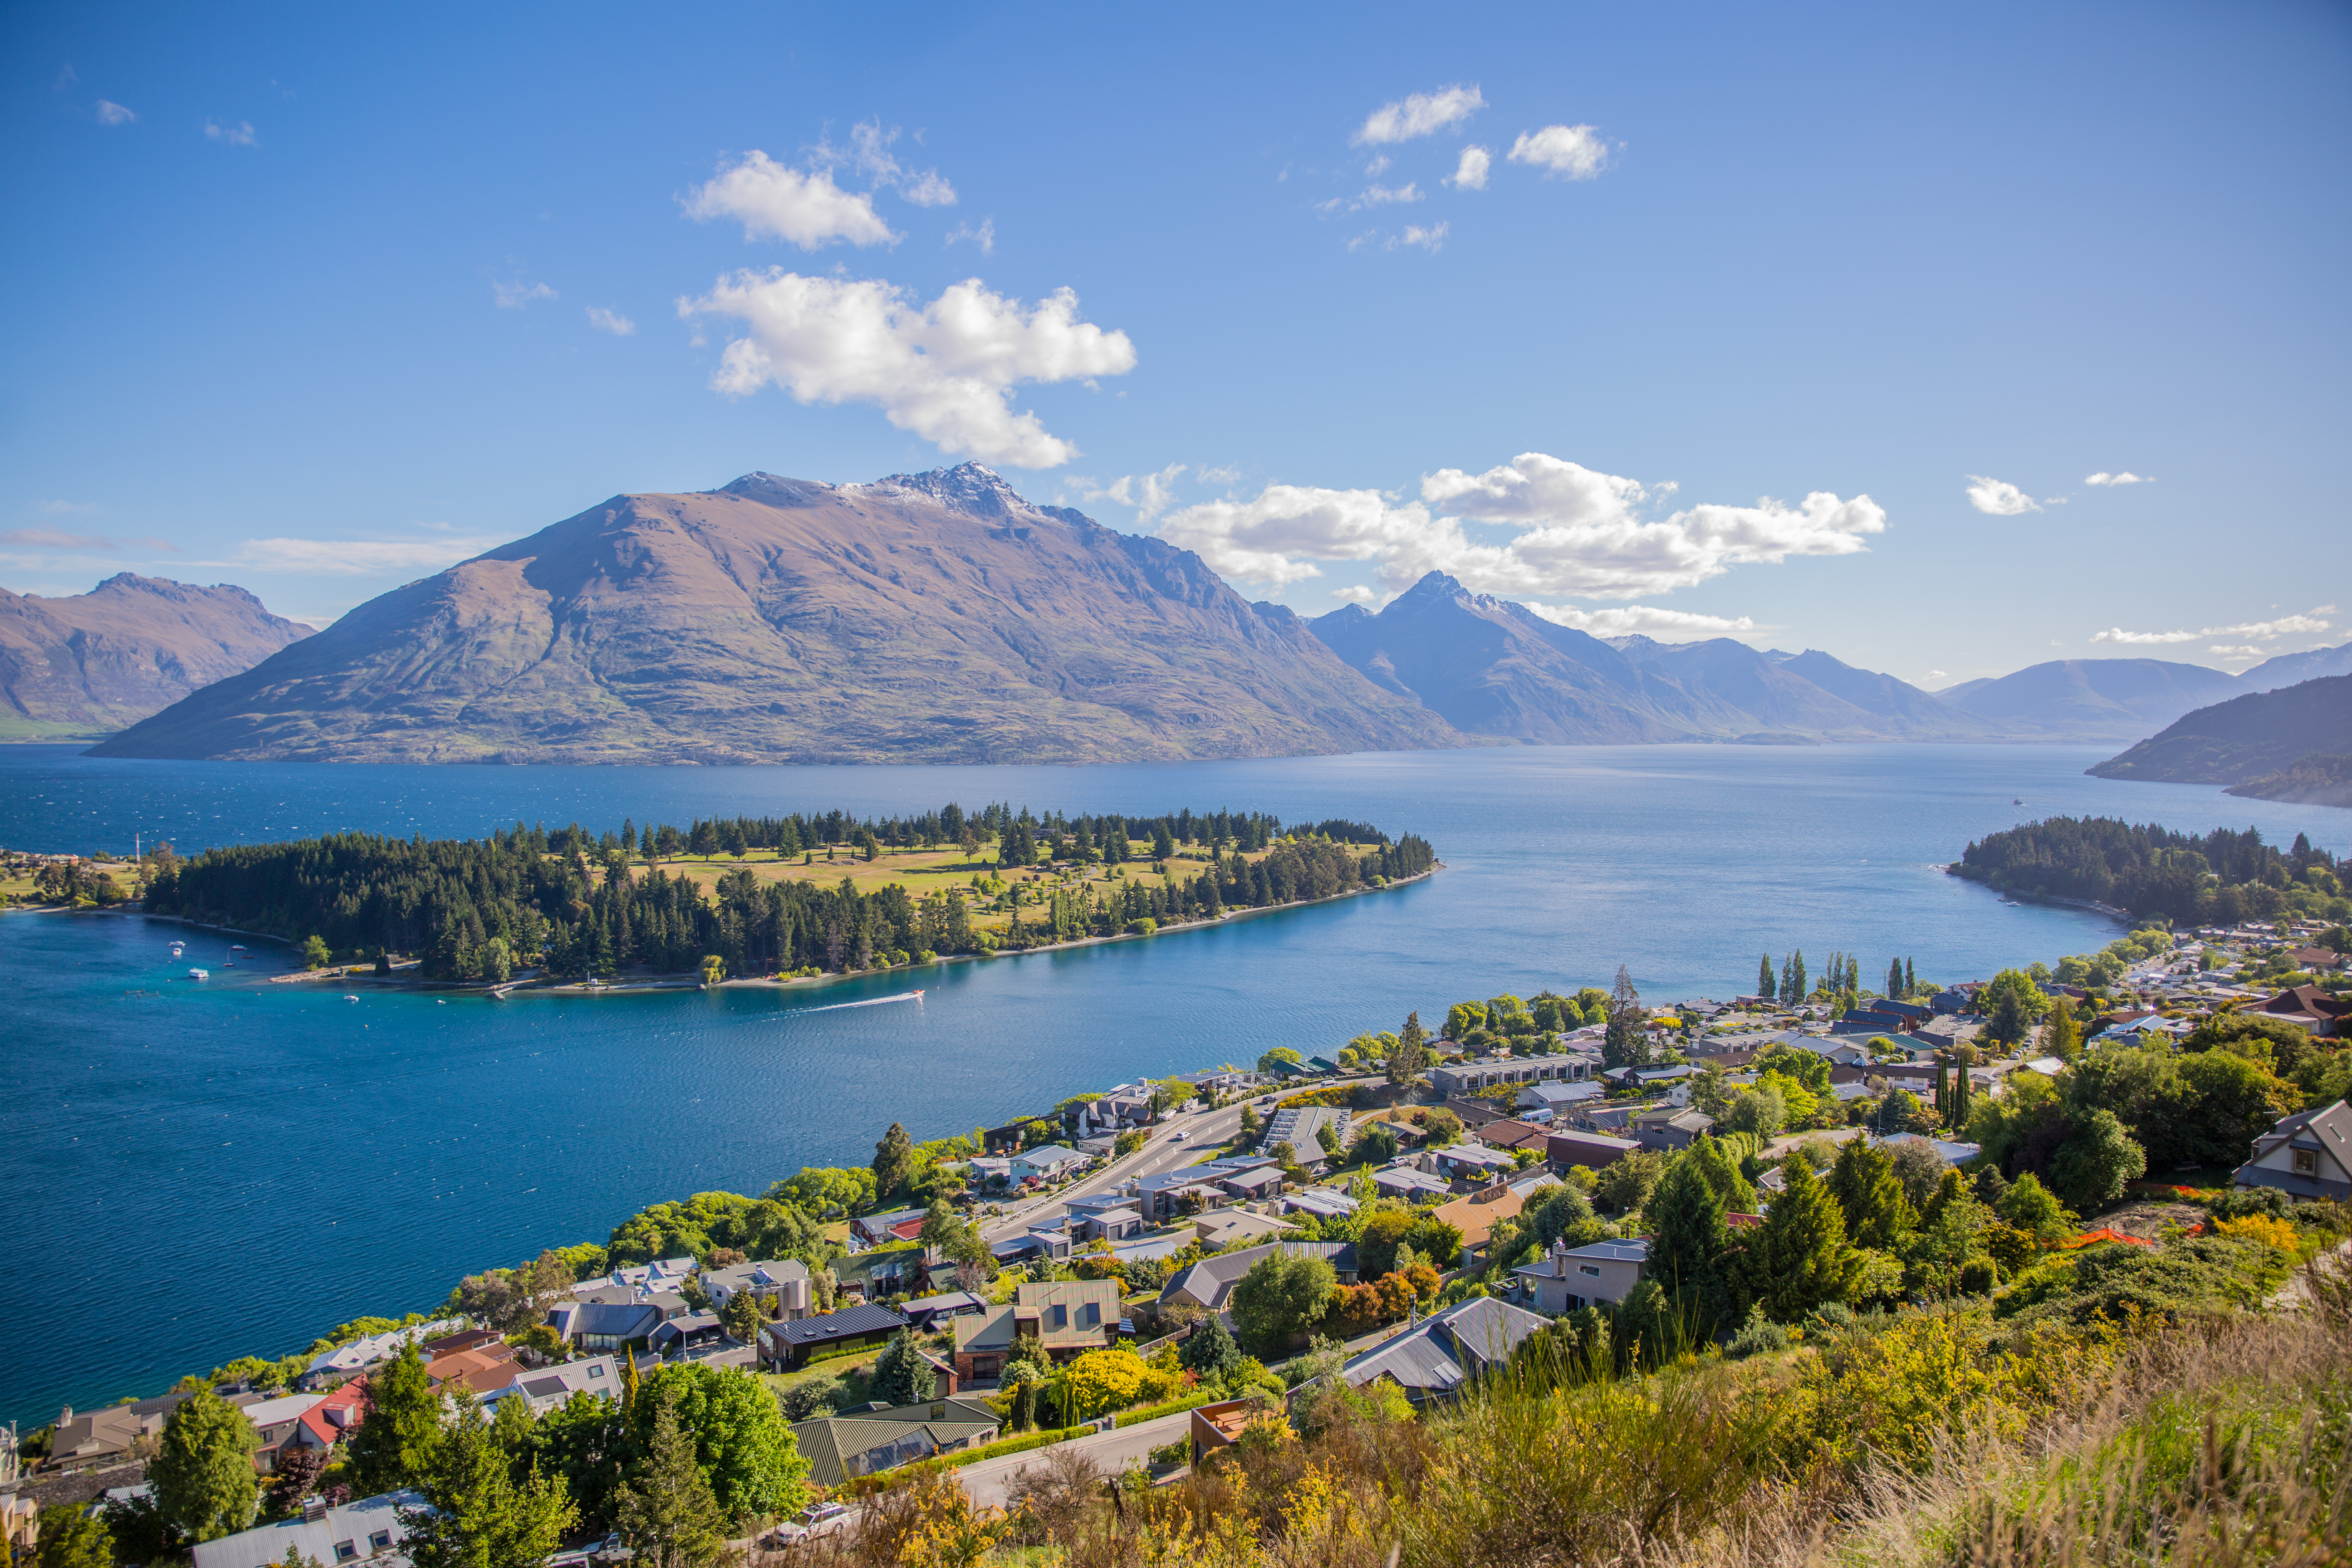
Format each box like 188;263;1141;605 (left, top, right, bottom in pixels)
1448;146;1491;190
95;100;135;125
823;120;958;207
230;534;502;576
1926;669;1947;680
678;271;1137;468
1508;124;1610;179
2091;607;2334;646
1157;451;1886;597
1321;182;1425;215
1329;584;1379;605
1521;602;1763;637
493;279;557;309
1354;83;1485;145
585;306;635;336
946;217;995;254
1399;222;1449;251
683;151;898;249
2208;645;2263;659
204;118;257;147
1964;475;2041;515
2085;471;2151;486
1078;464;1189;525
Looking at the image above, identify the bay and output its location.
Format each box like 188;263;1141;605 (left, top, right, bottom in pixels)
2;741;2344;1428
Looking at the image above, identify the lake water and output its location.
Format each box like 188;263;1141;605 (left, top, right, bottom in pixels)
3;742;2345;1427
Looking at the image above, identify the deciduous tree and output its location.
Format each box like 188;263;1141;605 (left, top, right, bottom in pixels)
151;1387;260;1543
1228;1250;1335;1357
347;1341;441;1498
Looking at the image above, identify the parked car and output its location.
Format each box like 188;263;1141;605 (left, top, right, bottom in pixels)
773;1502;851;1543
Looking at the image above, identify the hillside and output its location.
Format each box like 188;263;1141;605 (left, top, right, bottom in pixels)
2087;674;2352;789
91;467;1461;764
1935;657;2244;739
0;573;314;741
2227;753;2352;808
2242;640;2352;694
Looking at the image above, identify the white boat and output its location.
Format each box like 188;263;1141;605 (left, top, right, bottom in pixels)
343;995;359;1003
187;967;209;980
230;943;248;952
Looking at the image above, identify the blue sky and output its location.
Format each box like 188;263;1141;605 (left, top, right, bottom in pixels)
3;0;2347;687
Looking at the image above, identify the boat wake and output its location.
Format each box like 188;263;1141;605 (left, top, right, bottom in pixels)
796;990;925;1014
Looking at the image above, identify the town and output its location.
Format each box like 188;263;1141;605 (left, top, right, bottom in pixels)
6;899;2348;1567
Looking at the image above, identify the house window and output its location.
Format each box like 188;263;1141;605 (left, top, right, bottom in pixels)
369;1533;393;1553
2295;1149;2318;1174
588;1365;605;1378
1081;1303;1099;1328
335;1544;358;1562
1578;1265;1601;1278
1050;1304;1067;1329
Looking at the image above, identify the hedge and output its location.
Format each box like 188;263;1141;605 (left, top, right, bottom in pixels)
1113;1389;1225;1428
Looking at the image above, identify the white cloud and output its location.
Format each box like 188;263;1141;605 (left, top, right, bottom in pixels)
1925;669;1947;680
1157;451;1886;597
683;151;898;249
229;534;502;576
2085;471;2151;485
946;217;995;255
1964;475;2040;515
585;306;635;336
1364;153;1392;177
1448;146;1491;190
1079;464;1189;525
95;100;135;126
1508;124;1610;179
1354;84;1485;145
678;271;1137;469
493;279;557;310
0;527;173;552
1321;182;1425;215
204;118;257;147
1330;584;1379;605
2092;608;2334;646
1521;602;1763;637
2208;645;2263;659
1399;222;1448;252
827;120;958;207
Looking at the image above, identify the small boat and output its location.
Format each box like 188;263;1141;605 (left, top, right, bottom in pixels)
343;995;359;1003
230;944;248;952
2012;798;2024;805
187;967;209;980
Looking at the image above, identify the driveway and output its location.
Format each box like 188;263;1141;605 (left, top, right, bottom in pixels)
956;1411;1195;1508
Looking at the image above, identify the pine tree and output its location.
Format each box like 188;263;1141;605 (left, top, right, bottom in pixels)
1887;957;1904;999
347;1340;440;1498
1753;1155;1849;1322
619;1349;640;1415
1951;1054;1975;1131
1933;1058;1950;1123
150;1388;260;1543
868;1331;932;1408
1904;957;1916;997
872;1122;916;1198
2044;996;2083;1061
1643;1157;1730;1338
1602;965;1647;1069
1759;954;1776;999
405;1394;577;1568
1824;1134;1912;1250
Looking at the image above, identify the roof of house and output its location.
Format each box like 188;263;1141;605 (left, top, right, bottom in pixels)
702;1259;810;1294
1338;1297;1550;1397
1478;1118;1555;1150
952;1303;1019;1354
789;1399;1003;1489
1193;1209;1299;1248
1160;1240;1356;1314
1429;1182;1530;1250
481;1355;621;1414
567;1302;662;1341
1018;1279;1122;1351
1516;1237;1651;1272
190;1490;426;1568
901;1291;987;1318
774;1303;911;1347
1017;1143;1088;1167
2241;1098;2352;1171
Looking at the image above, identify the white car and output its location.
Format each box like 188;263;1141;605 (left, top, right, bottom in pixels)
1169;1130;1187;1142
770;1502;850;1543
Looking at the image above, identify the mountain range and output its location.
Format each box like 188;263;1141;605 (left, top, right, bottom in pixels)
0;573;313;741
2087;674;2352;808
91;467;1456;764
1930;658;2249;741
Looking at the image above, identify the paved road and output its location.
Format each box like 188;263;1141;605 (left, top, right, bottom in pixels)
956;1411;1195;1507
976;1077;1385;1244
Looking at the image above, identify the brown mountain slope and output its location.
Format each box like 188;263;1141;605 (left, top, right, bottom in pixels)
0;573;314;740
92;466;1464;764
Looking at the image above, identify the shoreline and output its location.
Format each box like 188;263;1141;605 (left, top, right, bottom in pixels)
1941;863;2133;925
9;865;1442;999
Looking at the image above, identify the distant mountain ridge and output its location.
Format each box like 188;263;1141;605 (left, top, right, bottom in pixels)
2086;675;2352;803
1309;574;1993;743
92;466;1460;764
1934;657;2246;740
0;573;313;740
2242;641;2352;694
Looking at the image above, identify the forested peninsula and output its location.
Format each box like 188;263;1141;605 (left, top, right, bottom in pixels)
139;803;1437;983
1954;816;2348;926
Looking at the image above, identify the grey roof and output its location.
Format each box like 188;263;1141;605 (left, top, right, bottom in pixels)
1339;1297;1550;1398
191;1490;426;1568
568;1301;662;1340
776;1302;910;1346
1159;1240;1355;1313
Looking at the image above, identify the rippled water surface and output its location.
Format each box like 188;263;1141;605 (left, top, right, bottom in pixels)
3;742;2344;1425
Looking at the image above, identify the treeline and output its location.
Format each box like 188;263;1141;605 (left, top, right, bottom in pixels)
561;803;1394;863
1956;816;2347;926
141;807;1433;981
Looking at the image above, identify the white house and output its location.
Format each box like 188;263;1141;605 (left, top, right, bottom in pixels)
1011;1145;1088;1183
2234;1099;2352;1200
191;1491;424;1568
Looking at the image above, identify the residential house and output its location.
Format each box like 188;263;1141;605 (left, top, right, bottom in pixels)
1193;1209;1298;1250
700;1259;812;1318
421;1328;503;1359
1512;1236;1650;1313
2234;1099;2352;1200
1514;1082;1603;1117
285;1378;370;1460
479;1356;621;1418
297;1319;462;1391
2;1496;36;1557
949;1280;1122;1383
423;1344;520;1396
43;1394;187;1472
1429;1179;1530;1262
558;1301;663;1356
1158;1241;1357;1320
761;1303;912;1372
1073;1205;1145;1243
1634;1107;1715;1153
2258;985;2348;1037
1011;1145;1089;1184
1430;1055;1596;1098
1136;1155;1280;1221
240;1394;329;1471
1217;1164;1286;1203
899;1292;988;1332
1333;1297;1551;1407
190;1489;425;1568
833;1245;927;1303
1264;1105;1349;1160
1371;1165;1453;1202
852;1208;930;1248
1872;1132;1982;1165
1477;1118;1558;1153
1430;1143;1517;1187
790;1397;1003;1487
1279;1187;1359;1222
1545;1131;1642;1171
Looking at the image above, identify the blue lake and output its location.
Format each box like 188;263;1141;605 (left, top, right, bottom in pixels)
3;741;2345;1427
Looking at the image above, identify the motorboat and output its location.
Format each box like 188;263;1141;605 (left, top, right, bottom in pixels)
343;995;359;1003
187;967;209;980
